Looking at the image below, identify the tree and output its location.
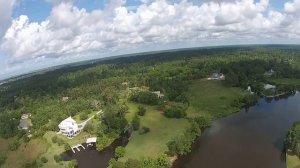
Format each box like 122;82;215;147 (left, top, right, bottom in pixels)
137;106;146;116
139;126;150;135
130;91;159;105
131;114;140;131
194;116;210;129
96;135;110;151
285;121;300;156
164;104;186;118
115;146;126;159
108;158;125;168
80;112;88;120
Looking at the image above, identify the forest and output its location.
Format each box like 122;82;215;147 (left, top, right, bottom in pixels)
1;45;300;168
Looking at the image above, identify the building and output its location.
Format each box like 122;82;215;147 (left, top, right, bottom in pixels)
208;73;225;80
21;113;31;120
264;84;276;90
264;69;275;76
18;119;32;130
58;117;79;138
152;91;164;98
62;97;69;102
86;137;97;147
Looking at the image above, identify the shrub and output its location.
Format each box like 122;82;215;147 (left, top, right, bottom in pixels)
64;143;71;151
40;156;48;163
109;158;125;168
130;91;159;105
65;160;78;168
96;135;110;151
54;154;61;163
194;116;210;129
131;114;140;131
137;106;146;116
139;126;150;135
9;140;20;151
115;146;126;159
80;112;88;120
164;104;186;118
51;136;58;143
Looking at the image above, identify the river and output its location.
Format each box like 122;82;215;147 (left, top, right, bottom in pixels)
174;92;300;168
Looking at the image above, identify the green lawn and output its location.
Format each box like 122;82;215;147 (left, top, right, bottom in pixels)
271;78;300;86
122;103;189;160
187;80;247;119
287;152;300;168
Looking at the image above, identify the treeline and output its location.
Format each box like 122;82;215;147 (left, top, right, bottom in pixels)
285;121;300;156
0;46;300;139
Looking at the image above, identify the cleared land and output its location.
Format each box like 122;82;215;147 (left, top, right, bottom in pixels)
122;103;189;160
286;152;300;168
187;80;247;119
2;138;47;168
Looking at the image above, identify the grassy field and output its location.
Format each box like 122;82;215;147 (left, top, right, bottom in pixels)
271;78;300;86
187;80;247;119
121;102;189;160
1;138;48;168
287;152;300;168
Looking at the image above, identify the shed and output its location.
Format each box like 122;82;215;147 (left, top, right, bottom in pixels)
86;137;97;146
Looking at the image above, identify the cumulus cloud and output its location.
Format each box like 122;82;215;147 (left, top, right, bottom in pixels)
0;0;300;67
0;0;16;38
285;0;300;15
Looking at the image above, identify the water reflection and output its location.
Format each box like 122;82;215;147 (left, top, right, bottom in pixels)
174;92;300;168
61;134;129;168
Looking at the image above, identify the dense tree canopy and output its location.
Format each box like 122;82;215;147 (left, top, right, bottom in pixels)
0;46;300;139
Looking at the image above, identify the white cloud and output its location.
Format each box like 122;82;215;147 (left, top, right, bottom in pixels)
0;0;16;39
1;0;300;73
284;0;300;15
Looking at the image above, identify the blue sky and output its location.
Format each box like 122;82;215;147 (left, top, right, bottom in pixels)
0;0;300;80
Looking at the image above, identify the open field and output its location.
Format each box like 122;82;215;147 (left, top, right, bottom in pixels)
286;152;300;168
187;80;247;119
122;102;189;160
2;138;47;168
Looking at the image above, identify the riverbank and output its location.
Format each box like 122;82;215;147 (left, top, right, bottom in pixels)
174;92;300;168
286;151;300;168
119;80;250;164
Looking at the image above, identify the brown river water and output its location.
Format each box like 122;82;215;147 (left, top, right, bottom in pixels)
174;92;300;168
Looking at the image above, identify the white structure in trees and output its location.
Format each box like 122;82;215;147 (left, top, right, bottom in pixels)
58;117;79;138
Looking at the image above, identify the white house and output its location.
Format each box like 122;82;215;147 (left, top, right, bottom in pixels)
58;117;79;138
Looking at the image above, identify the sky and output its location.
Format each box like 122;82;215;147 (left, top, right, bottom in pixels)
0;0;300;80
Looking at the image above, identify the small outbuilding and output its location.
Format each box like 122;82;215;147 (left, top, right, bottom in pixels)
86;137;97;147
62;97;69;102
264;69;275;76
